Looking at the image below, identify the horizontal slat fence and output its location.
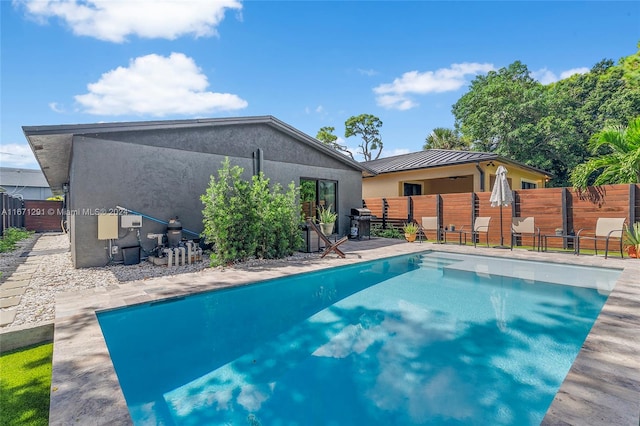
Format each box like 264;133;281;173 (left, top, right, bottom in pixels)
23;200;63;232
441;193;473;230
362;183;640;251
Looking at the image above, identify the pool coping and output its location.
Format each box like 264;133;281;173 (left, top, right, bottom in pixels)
48;240;640;425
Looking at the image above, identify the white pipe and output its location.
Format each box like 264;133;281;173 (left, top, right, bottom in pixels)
178;247;186;266
163;248;173;267
186;243;192;265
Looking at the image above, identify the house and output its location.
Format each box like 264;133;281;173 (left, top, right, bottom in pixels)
361;149;550;198
0;167;53;200
23;116;372;268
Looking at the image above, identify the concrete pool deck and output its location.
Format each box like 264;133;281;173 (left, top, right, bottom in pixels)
48;238;640;425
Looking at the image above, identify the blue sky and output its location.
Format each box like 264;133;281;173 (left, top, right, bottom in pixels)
2;1;639;169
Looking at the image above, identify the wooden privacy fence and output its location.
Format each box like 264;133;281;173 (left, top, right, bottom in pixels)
1;193;25;235
363;183;640;249
23;200;63;233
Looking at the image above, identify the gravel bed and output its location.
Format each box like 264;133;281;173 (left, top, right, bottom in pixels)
1;233;318;328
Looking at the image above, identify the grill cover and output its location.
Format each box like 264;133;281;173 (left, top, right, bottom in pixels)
351;208;371;216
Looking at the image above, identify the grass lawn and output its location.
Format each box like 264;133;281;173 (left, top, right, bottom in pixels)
0;342;52;426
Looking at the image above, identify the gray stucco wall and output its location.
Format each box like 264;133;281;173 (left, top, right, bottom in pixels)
68;123;362;267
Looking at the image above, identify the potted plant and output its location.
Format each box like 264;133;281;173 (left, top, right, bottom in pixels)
403;222;419;242
317;204;338;235
623;222;640;258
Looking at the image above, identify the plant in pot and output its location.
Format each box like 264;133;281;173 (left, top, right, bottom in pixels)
403;222;420;242
317;204;338;236
623;222;640;258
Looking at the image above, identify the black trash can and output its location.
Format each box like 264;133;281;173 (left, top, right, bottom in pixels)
122;246;141;265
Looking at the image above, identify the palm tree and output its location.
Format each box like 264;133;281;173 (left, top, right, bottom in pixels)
570;116;640;188
423;127;469;150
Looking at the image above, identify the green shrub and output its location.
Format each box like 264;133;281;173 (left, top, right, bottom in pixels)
201;158;302;266
370;223;403;239
0;228;34;253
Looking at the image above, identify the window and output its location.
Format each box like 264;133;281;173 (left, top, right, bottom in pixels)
403;183;421;196
521;181;537;189
300;178;338;230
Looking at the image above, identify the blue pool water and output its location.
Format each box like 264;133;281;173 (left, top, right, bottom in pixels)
98;252;621;425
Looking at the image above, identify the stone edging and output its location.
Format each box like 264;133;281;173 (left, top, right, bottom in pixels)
0;321;54;353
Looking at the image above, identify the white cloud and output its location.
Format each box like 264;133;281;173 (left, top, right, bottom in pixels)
49;102;65;113
381;148;410;158
74;52;248;116
560;67;589;79
531;68;558;85
0;144;39;168
374;63;494;110
15;0;242;43
358;68;378;76
315;105;324;113
532;67;590;84
376;95;418;111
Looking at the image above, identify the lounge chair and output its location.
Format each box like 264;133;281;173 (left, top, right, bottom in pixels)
307;219;347;258
419;216;440;243
576;218;626;259
463;217;492;248
511;217;540;251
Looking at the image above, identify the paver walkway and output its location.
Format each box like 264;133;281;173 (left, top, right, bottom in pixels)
0;234;57;327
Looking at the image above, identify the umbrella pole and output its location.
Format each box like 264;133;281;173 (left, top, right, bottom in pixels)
494;203;509;249
499;204;503;246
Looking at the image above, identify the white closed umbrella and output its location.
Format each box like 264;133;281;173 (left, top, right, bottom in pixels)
490;165;513;247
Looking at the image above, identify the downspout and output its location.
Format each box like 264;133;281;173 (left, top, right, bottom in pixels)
475;162;485;192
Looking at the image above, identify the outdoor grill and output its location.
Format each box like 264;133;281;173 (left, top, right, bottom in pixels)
349;207;371;240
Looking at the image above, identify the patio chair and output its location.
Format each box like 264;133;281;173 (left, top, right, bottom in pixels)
307;219;347;258
576;218;626;259
419;216;440;243
463;217;492;248
511;217;540;251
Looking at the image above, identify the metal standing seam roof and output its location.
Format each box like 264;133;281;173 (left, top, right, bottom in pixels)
361;149;550;176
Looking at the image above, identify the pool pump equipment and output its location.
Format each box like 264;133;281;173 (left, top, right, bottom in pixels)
146;217;203;267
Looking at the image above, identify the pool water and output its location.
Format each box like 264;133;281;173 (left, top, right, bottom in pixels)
98;252;620;425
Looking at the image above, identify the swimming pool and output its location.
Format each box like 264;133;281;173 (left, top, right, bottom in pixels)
98;251;621;425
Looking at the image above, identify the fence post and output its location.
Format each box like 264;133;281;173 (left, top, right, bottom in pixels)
382;198;388;229
408;197;413;223
1;193;5;235
436;194;442;232
630;184;637;225
561;188;575;249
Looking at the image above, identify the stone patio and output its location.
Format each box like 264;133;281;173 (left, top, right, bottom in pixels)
45;238;640;425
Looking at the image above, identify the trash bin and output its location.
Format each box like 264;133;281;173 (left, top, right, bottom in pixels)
122;246;141;265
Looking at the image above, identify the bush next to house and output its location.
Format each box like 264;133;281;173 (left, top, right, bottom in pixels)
0;228;34;253
201;158;302;266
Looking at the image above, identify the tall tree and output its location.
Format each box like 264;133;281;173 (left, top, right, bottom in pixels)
570;116;640;188
452;48;640;186
345;114;383;161
452;61;544;153
423;127;469;150
316;126;354;160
